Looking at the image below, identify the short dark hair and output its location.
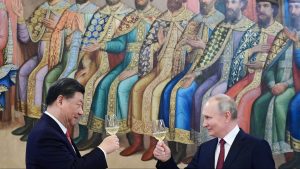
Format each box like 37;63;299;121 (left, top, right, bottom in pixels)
271;3;279;17
256;1;279;17
46;78;85;106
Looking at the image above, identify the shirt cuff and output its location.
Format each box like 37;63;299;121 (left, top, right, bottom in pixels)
98;147;107;159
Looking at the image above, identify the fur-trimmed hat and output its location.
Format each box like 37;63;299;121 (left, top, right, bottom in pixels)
256;0;278;4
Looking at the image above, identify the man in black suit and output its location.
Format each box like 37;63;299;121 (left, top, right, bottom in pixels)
154;94;275;169
26;78;120;169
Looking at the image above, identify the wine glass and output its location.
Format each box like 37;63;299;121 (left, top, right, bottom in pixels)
105;114;119;135
152;119;167;141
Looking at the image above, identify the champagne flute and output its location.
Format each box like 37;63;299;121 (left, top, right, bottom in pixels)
105;114;119;135
152;119;167;141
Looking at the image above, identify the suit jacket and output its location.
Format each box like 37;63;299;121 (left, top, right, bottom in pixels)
156;129;275;169
26;114;107;169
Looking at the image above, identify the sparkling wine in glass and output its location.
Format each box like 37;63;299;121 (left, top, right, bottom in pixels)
152;119;167;141
105;114;119;135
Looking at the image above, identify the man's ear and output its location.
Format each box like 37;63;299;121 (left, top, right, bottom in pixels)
56;95;64;106
224;111;232;121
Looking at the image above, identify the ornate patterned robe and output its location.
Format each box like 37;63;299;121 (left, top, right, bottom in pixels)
74;3;133;85
74;3;133;127
87;5;161;133
130;7;194;136
192;16;254;144
251;28;300;154
226;21;284;133
0;0;17;112
158;10;224;144
43;2;98;103
16;0;70;118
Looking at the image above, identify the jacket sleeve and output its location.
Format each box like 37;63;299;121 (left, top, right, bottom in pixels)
156;157;179;169
26;129;108;169
251;140;275;169
185;146;201;169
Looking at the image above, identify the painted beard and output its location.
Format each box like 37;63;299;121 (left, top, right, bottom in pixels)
167;0;183;12
225;8;240;23
135;0;149;10
76;0;88;4
106;0;120;6
258;14;272;28
291;15;300;30
200;2;214;15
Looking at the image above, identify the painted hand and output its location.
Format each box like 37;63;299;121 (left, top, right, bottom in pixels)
12;0;24;17
118;70;137;81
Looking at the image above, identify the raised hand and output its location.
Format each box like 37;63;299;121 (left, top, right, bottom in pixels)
12;0;24;17
153;141;171;162
98;135;120;155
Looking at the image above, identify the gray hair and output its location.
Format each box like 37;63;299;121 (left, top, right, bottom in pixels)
210;94;238;120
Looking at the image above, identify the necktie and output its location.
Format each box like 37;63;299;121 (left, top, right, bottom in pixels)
66;130;72;145
216;139;226;169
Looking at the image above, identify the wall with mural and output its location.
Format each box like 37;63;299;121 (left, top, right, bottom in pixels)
0;0;299;168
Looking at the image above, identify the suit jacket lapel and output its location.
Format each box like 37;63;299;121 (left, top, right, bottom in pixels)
223;129;246;168
208;138;219;168
71;139;81;157
43;114;79;157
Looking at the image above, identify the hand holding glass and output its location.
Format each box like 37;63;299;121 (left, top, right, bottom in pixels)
152;120;167;141
105;114;119;135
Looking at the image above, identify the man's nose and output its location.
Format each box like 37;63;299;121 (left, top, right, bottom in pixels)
290;8;296;15
79;108;84;115
202;0;209;4
227;2;234;9
202;120;207;128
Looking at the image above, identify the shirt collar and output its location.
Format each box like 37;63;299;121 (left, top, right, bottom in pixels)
44;111;67;134
220;125;240;146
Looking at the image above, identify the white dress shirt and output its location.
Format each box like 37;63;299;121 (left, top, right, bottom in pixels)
214;125;240;168
44;111;67;134
44;111;76;152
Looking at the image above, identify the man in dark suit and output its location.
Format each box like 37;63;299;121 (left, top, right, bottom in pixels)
26;78;120;169
154;94;275;169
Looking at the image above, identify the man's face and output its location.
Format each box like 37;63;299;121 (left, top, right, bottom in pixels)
106;0;121;6
62;92;84;127
289;3;300;24
167;0;184;12
225;0;243;23
256;2;274;27
135;0;149;10
202;100;228;138
200;0;216;15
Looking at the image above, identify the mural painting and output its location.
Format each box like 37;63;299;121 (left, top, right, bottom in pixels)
0;0;299;168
